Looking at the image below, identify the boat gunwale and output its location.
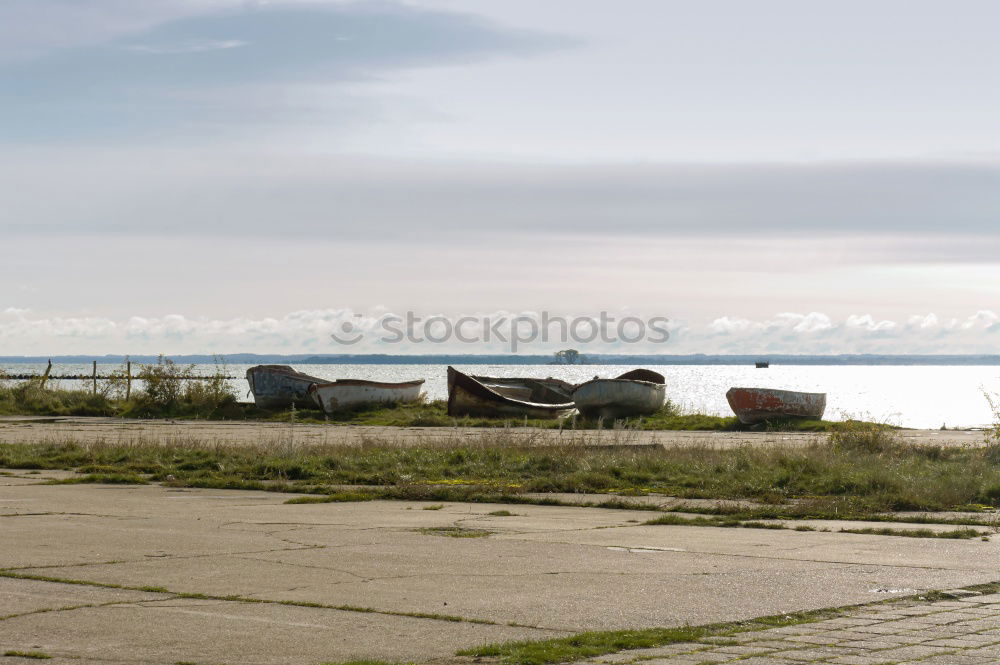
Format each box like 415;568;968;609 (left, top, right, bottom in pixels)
245;365;328;384
726;387;827;399
308;379;426;391
572;377;664;392
613;368;666;384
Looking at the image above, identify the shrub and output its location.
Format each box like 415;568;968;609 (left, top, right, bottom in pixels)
97;360;132;400
984;392;1000;458
829;420;901;454
0;380;118;417
180;357;239;415
135;356;191;411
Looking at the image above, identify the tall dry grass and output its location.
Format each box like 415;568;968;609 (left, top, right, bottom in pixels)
4;425;1000;513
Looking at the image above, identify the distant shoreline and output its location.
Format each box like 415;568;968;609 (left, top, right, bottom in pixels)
3;354;1000;366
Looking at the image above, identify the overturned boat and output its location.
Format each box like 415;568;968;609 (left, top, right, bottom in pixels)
309;379;425;413
246;365;327;409
726;387;826;425
446;366;576;419
572;369;667;419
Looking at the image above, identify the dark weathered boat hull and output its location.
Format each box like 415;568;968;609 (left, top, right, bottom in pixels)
447;367;576;419
246;365;326;409
726;387;826;425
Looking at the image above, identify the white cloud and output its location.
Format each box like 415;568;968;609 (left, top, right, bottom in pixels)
122;39;248;54
1;308;998;356
845;314;896;332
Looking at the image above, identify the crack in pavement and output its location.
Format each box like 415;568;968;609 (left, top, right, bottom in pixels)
508;535;965;571
231;555;373;582
5;545;325;573
0;596;177;623
0;570;558;630
122;604;341;630
0;511;148;520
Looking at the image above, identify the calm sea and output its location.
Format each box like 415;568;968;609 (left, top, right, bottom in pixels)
4;362;1000;430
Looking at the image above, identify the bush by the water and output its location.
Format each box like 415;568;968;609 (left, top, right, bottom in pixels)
0;357;239;419
0;378;119;417
123;356;240;418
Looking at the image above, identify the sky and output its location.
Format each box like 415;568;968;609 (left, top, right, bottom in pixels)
1;0;999;355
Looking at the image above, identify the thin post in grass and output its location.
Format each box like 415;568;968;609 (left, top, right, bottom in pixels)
39;359;52;389
126;360;132;401
92;361;97;395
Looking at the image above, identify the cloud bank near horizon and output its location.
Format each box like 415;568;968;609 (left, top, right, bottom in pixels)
2;307;997;356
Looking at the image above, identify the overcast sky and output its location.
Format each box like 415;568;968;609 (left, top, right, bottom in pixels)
2;0;998;355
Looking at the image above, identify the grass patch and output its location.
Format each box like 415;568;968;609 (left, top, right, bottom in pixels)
43;472;149;485
286;491;376;504
3;651;52;660
422;504;445;510
416;526;493;538
461;626;715;665
4;423;1000;516
839;526;986;539
645;513;989;538
656;499;1000;528
316;661;413;665
283;486;657;510
0;358;241;420
488;510;517;517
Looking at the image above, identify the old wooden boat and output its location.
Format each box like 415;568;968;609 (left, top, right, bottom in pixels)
245;365;326;409
309;379;425;413
726;387;826;425
446;366;576;419
572;369;666;419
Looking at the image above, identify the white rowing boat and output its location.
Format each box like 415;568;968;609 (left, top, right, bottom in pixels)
308;379;425;413
572;369;666;419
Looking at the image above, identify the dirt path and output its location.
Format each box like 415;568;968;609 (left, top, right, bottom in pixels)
0;415;987;448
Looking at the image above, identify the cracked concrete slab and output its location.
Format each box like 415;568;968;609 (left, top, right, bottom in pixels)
0;595;550;664
4;481;1000;662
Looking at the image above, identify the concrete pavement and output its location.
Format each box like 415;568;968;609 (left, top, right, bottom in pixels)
3;469;1000;664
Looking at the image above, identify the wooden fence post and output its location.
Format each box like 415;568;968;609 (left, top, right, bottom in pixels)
40;360;52;389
